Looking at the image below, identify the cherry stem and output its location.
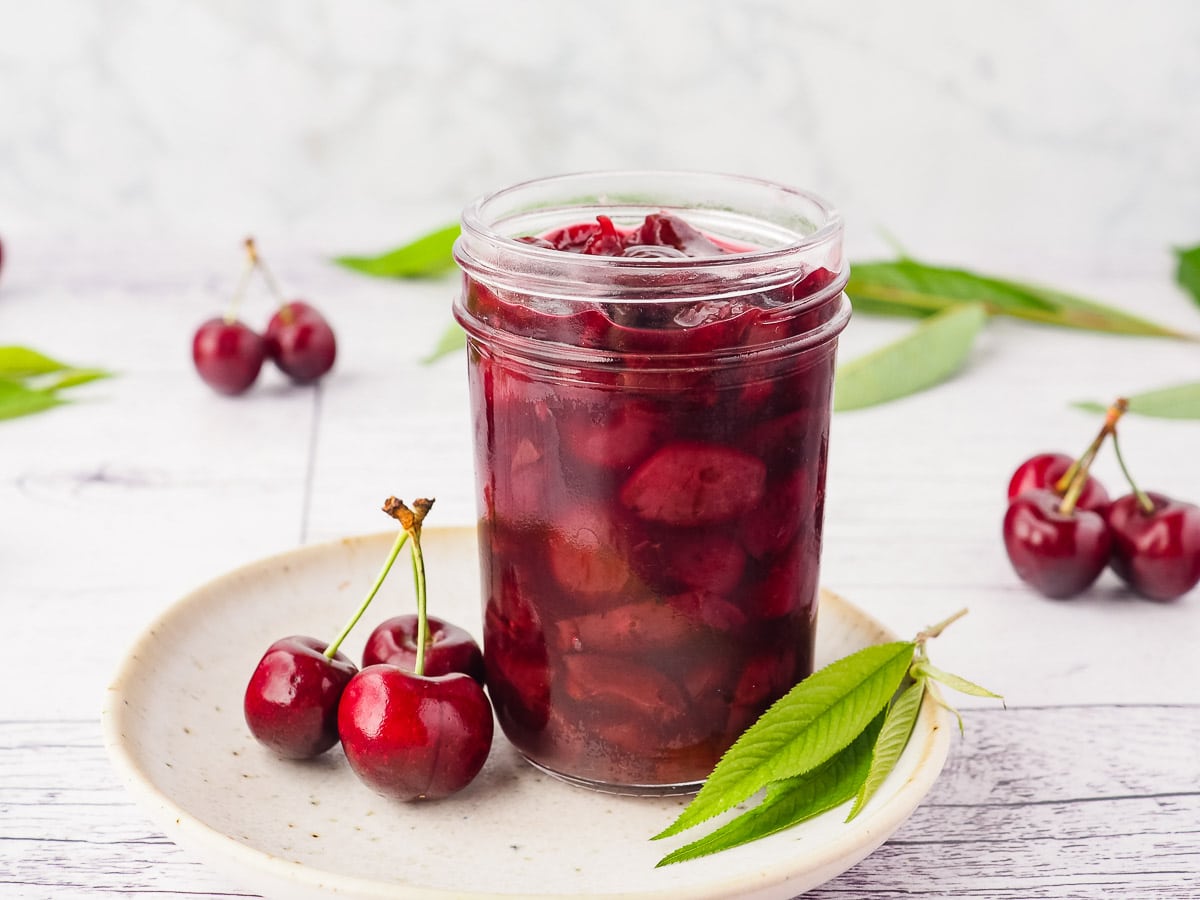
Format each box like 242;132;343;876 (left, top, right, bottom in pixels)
381;497;435;677
324;529;410;660
409;530;430;677
244;236;288;309
914;608;968;649
1055;398;1128;516
1053;398;1128;496
225;253;256;325
1111;431;1155;515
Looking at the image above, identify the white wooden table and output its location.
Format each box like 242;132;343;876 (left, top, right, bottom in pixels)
2;240;1198;898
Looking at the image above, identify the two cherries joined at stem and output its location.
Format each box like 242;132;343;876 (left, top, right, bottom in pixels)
1004;400;1200;601
193;238;337;395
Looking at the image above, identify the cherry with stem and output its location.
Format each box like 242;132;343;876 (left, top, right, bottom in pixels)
192;248;266;395
338;498;495;801
243;516;410;759
1002;401;1123;599
1105;428;1200;602
247;237;338;384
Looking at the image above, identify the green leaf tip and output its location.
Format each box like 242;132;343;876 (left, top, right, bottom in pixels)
833;303;986;411
845;678;926;822
655;713;885;867
1073;381;1200;421
335;224;461;279
1175;244;1200;308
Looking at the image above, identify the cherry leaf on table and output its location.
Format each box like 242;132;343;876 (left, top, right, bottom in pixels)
422;322;467;364
848;258;1193;339
0;378;63;420
1176;245;1200;306
653;640;915;840
1073;381;1200;420
0;345;69;378
845;679;926;822
655;713;885;867
833;303;986;411
335;224;461;278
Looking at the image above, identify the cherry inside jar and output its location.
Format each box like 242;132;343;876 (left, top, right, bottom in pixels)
453;172;850;794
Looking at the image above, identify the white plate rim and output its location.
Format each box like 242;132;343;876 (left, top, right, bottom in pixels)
101;526;954;900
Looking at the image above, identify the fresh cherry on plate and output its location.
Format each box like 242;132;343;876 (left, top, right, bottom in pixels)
1003;488;1112;599
192;317;266;395
243;498;415;758
361;614;485;684
337;664;494;801
1106;492;1200;601
1008;452;1110;513
264;300;337;383
338;498;495;801
243;636;357;759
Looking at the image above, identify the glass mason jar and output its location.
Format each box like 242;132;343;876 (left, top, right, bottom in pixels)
453;171;850;794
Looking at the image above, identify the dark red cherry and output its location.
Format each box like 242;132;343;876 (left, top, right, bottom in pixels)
264;301;336;383
192;317;266;395
243;635;358;759
337;664;494;801
1008;452;1110;513
1003;489;1111;598
1106;492;1200;601
361;614;485;684
633;212;726;256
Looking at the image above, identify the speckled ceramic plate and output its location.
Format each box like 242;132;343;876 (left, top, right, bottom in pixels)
102;527;953;900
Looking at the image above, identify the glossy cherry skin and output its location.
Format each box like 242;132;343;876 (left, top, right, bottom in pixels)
337;665;494;801
192;317;266;395
243;636;358;759
361;615;486;685
1003;489;1112;598
1106;492;1200;601
264;301;336;383
1007;453;1110;513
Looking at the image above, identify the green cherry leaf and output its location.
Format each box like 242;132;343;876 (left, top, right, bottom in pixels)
655;712;885;867
848;258;1192;339
833;303;986;411
334;224;460;279
1176;245;1200;307
0;378;64;421
1074;381;1200;420
910;660;1004;700
0;346;69;378
421;321;467;364
845;679;926;822
653;640;914;840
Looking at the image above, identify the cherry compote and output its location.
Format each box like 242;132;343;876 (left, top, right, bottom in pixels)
454;173;850;792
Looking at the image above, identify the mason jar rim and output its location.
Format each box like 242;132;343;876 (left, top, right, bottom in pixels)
457;170;845;279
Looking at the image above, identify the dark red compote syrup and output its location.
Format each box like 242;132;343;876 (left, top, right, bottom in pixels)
455;179;849;794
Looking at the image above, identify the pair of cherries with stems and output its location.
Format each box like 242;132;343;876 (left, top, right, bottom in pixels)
193;238;336;395
243;498;494;801
1004;399;1200;600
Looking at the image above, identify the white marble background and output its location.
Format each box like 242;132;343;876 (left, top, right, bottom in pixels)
1;0;1199;278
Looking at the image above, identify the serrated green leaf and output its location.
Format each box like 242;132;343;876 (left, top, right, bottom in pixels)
335;224;460;278
846;679;925;822
421;322;467;364
0;378;64;420
911;660;1003;699
1176;245;1200;307
656;712;885;867
0;346;69;378
848;259;1192;339
833;303;986;411
1074;381;1200;420
654;640;914;840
